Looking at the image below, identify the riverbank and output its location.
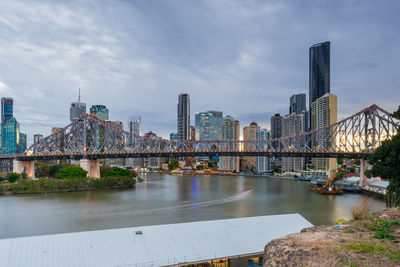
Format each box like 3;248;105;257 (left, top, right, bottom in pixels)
263;209;400;266
0;176;137;195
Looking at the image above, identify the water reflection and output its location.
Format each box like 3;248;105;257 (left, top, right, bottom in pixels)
0;174;385;239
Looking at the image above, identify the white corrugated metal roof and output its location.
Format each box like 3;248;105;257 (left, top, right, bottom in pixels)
0;214;312;267
368;180;389;188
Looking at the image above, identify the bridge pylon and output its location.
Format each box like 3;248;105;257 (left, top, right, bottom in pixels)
13;160;35;179
80;159;100;178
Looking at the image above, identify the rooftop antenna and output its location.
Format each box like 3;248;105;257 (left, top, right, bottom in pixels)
78;88;81;103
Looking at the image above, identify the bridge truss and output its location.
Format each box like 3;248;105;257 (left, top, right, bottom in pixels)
8;104;400;161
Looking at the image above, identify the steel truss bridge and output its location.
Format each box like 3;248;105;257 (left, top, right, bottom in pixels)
0;104;395;165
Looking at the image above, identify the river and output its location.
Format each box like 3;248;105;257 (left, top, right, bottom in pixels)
0;173;384;239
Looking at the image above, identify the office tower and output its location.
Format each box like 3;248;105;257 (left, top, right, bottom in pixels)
311;93;338;171
219;116;240;172
90;105;109;121
281;113;305;171
1;97;13;122
70;90;86;121
1;117;20;155
190;126;196;141
51;127;65;152
143;131;167;167
129;116;141;136
270;114;282;139
309;41;330;127
242;122;260;171
170;133;178;141
256;129;270;172
289;94;307;115
19;132;27;154
177;93;190;140
195;111;223;141
33;134;43;144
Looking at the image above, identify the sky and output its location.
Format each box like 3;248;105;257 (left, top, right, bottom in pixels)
0;0;399;143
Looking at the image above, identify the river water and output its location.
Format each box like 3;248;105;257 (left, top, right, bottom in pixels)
0;174;384;239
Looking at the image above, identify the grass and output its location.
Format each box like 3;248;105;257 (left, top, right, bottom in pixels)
352;196;371;220
364;218;400;240
345;242;400;261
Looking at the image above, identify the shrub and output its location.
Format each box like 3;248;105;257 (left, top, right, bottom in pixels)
7;173;20;183
352;196;371;220
101;166;132;178
56;166;87;179
168;159;179;170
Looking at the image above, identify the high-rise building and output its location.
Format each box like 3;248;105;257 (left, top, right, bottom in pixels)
281;113;305;171
242;122;260;171
177;93;190;140
219;115;240;172
256;129;270;172
311;93;337;171
1;117;20;155
289;94;306;115
70;91;86;121
129;116;141;136
1;97;13;122
90;105;109;121
194;111;223;141
33;134;43;144
309;41;330;127
270;114;282;139
51;127;65;152
19;132;27;154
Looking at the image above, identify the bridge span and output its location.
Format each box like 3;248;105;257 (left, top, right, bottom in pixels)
1;104;399;179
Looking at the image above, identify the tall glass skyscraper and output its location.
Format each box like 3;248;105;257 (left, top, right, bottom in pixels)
90;105;109;121
309;41;330;128
194;111;223;141
289;94;306;115
1;97;13;122
177;93;190;140
129;116;141;136
1;117;20;155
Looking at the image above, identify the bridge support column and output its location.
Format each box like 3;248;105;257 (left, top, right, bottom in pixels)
360;159;369;186
13;160;35;179
80;159;100;178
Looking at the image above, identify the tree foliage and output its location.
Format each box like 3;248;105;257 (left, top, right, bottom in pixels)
368;105;400;202
7;173;20;183
56;166;87;179
101;166;133;178
168;159;179;170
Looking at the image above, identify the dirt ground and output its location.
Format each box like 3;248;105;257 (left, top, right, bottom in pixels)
263;209;400;267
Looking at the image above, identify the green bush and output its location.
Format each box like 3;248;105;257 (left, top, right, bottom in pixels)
56;166;87;179
101;166;132;178
168;159;179;171
7;173;20;183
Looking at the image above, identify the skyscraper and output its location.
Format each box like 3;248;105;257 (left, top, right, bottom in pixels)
281;113;305;171
1;117;20;155
309;41;330;126
70;90;86;121
242;122;260;171
129;116;141;136
90;105;109;121
219;115;240;172
289;94;306;115
1;97;13;122
270;114;282;139
177;93;190;140
311;93;337;171
19;132;27;154
256;129;270;172
194;111;223;141
33;134;43;144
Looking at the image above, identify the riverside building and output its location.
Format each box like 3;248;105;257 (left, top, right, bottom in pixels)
256;128;271;172
177;93;190;141
242;122;260;171
219;115;240;172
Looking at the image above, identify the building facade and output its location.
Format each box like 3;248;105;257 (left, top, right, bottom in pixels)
309;41;330;128
70;102;86;121
281;113;305;171
194;111;223;141
129;116;141;136
170;133;178;141
242;122;260;171
1;97;13;122
256;129;270;172
33;134;43;144
1;117;20;155
219;116;240;172
270;114;282;169
90;105;109;121
311;93;338;171
177;93;190;140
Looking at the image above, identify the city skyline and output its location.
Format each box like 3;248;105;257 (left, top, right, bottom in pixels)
0;1;399;141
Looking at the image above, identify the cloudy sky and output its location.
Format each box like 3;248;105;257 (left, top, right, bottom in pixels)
0;0;399;142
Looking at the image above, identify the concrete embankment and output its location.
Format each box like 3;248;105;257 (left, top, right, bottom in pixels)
263;209;400;266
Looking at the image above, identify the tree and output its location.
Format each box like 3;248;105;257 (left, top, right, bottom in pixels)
101;166;132;178
35;162;51;177
56;166;87;179
168;159;179;171
7;173;20;183
368;105;400;204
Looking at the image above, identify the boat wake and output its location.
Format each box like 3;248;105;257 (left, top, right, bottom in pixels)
131;188;253;215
